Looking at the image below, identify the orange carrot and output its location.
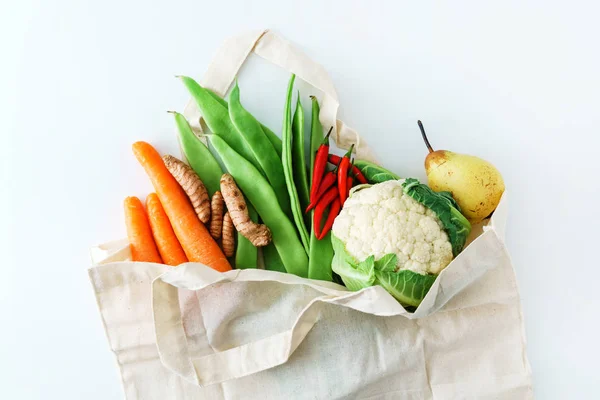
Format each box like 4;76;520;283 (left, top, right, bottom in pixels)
124;196;163;263
146;193;188;266
132;141;231;272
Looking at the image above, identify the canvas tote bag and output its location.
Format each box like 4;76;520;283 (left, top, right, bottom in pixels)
89;29;533;399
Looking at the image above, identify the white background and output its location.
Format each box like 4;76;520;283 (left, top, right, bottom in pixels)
1;1;599;399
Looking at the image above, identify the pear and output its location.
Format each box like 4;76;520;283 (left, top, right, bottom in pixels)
418;121;505;224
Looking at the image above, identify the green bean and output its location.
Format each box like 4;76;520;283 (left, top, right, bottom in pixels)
209;133;309;277
262;242;286;273
235;201;258;269
282;75;310;253
171;111;222;196
205;88;228;108
228;83;291;216
260;124;283;158
206;88;282;157
179;76;259;172
307;97;334;281
309;96;321;174
291;95;310;227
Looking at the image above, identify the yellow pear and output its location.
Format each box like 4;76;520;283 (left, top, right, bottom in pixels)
418;121;505;224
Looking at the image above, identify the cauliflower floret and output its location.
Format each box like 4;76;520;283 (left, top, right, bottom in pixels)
332;180;453;275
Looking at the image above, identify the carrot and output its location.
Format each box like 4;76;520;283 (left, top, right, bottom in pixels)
132;141;231;272
146;193;188;266
124;196;163;263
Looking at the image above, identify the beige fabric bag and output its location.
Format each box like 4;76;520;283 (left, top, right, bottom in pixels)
89;30;533;399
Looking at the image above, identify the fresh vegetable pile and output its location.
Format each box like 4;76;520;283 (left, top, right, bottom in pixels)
120;74;505;308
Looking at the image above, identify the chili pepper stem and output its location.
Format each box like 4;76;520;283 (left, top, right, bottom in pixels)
321;126;333;145
344;144;355;157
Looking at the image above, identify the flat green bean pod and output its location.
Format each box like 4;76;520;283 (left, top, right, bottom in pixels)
228;83;291;217
263;242;286;273
179;76;260;172
205;89;282;157
209;134;308;277
171;111;222;196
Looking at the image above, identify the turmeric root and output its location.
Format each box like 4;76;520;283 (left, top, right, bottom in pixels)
220;173;272;247
163;155;210;224
221;212;235;257
210;191;224;239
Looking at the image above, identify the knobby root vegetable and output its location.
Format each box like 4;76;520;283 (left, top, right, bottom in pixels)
220;173;272;247
146;193;188;266
208;133;308;277
132;141;231;272
222;212;235;257
210;191;224;239
163;155;210;224
124;196;163;263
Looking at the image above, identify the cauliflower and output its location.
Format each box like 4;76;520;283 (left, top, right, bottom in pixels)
333;180;453;275
331;178;471;307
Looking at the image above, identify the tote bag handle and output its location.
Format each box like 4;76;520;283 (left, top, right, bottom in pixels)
182;29;378;162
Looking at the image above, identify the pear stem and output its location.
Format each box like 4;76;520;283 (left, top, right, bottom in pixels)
418;120;434;153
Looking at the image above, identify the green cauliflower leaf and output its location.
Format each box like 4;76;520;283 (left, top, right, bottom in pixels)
331;235;436;307
402;178;471;256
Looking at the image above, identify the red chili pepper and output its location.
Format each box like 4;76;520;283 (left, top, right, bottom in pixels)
309;127;333;204
346;175;353;198
318;198;341;240
328;154;368;184
313;186;339;238
337;145;354;205
340;162;355;207
352;167;368;184
305;170;336;212
328;154;342;165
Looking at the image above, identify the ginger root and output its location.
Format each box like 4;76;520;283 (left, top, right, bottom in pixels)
163;155;210;224
220;173;272;247
221;212;235;257
210;191;224;239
